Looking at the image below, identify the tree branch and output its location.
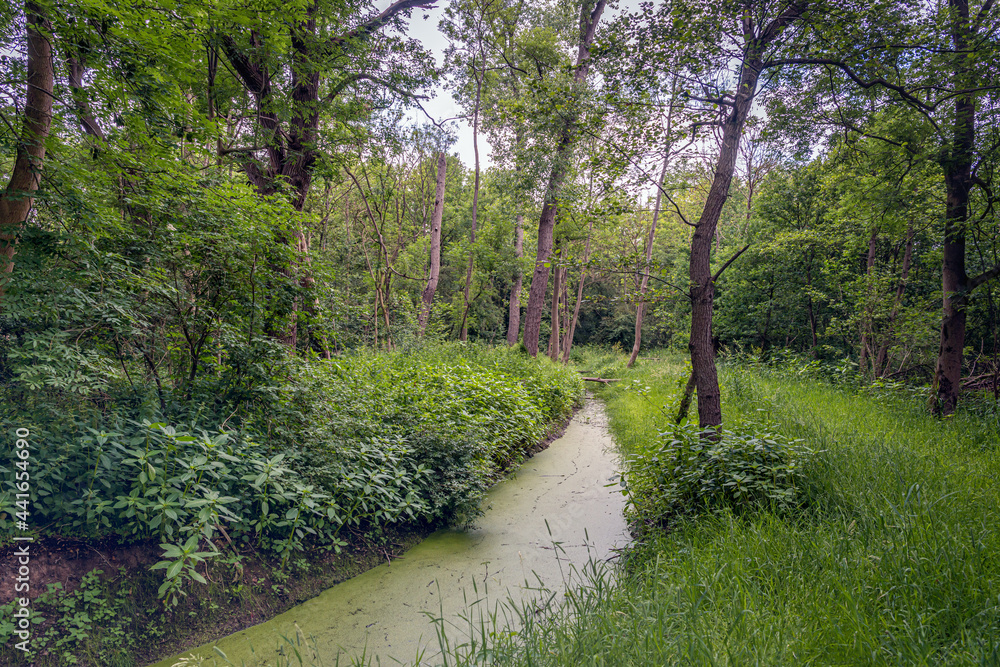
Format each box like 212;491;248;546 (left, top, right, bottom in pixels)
712;244;751;282
333;0;437;48
327;73;429;101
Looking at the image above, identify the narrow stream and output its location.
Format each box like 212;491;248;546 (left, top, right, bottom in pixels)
153;398;629;666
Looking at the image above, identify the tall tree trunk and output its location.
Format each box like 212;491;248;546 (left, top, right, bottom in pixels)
687;3;807;428
523;0;606;356
0;1;54;308
561;216;594;363
419;152;447;335
506;213;524;345
929;0;1000;414
460;61;484;342
875;221;914;376
858;229;878;377
628;153;671;368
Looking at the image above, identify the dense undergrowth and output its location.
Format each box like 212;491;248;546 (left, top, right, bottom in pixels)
432;349;1000;666
0;343;582;665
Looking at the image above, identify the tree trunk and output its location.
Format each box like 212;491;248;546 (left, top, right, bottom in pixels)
561;216;593;363
523;0;606;356
686;4;809;428
858;229;878;377
0;1;54;308
931;1;976;414
460;60;484;342
628;153;671;368
419;152;447;335
506;213;524;346
875;221;914;376
688;54;763;428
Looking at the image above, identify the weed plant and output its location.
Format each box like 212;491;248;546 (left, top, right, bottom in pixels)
430;351;1000;666
0;343;582;663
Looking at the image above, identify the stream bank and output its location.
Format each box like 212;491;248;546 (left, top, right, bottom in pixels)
153;397;628;666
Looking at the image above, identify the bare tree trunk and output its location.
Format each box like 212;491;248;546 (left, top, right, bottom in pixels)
875;221;914;376
460;63;484;342
419;152;447;335
859;229;878;377
628;152;671;368
523;0;606;356
0;1;54;308
548;258;563;361
561;216;594;363
506;214;524;345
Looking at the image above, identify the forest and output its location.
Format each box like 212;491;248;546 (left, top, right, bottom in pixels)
0;0;998;665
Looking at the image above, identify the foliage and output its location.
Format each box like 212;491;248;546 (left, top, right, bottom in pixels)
621;422;813;527
428;355;1000;667
0;343;582;609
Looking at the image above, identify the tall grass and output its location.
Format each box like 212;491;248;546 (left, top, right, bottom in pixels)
436;352;1000;666
162;351;1000;666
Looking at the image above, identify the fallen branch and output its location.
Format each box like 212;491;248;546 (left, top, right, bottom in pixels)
581;377;621;383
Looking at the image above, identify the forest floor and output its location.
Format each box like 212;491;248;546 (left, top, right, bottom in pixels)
429;351;1000;666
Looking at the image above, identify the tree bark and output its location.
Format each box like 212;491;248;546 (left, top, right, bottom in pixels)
506;213;524;345
523;0;606;356
687;2;807;428
930;0;991;415
561;216;593;363
418;152;447;335
0;1;54;309
628;153;670;368
875;221;914;376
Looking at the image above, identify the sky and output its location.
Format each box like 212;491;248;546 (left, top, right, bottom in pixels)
400;4;495;169
389;0;646;172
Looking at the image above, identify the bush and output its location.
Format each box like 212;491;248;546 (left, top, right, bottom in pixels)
0;343;584;606
622;422;814;528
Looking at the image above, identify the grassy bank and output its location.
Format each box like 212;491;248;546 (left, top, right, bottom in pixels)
0;343;582;666
439;351;1000;666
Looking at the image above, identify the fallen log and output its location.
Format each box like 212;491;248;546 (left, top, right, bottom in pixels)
581;377;621;383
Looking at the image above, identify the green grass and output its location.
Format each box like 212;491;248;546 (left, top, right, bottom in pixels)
437;351;1000;666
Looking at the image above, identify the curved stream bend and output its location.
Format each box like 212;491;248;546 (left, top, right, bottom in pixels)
155;398;629;666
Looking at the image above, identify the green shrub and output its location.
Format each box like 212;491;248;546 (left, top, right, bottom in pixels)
0;343;584;607
622;423;814;527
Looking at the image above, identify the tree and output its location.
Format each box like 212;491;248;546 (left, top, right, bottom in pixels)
768;0;1000;414
522;0;607;357
626;0;808;426
214;0;438;347
419;152;448;334
0;1;54;309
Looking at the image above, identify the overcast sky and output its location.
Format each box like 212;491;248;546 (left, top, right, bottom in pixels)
401;4;494;168
392;1;646;171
